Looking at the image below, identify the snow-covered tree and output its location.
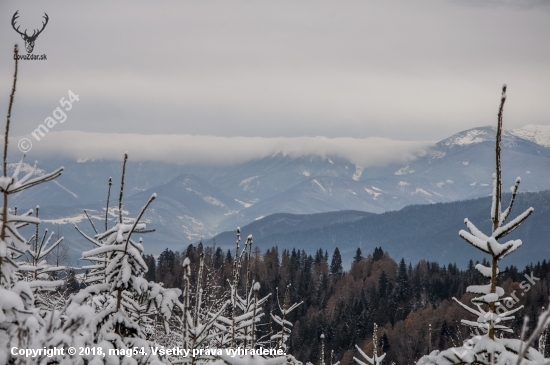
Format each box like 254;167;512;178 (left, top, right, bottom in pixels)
69;153;181;364
416;87;545;365
270;284;302;353
75;177;113;286
176;253;228;365
18;206;66;312
354;324;386;365
214;229;272;349
0;46;89;364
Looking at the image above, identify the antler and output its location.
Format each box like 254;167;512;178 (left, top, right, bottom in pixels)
11;11;25;37
32;13;49;38
11;11;49;40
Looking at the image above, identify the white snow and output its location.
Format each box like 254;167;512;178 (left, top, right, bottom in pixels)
235;199;252;208
446;179;454;184
371;186;384;192
443;128;489;147
436;182;445;188
470;182;477;186
7;162;46;175
394;165;415;175
312;179;328;194
301;170;310;177
53;180;79;198
203;196;226;207
510;124;550;147
398;181;410;187
462;161;469;165
364;188;381;199
43;213;88;224
412;188;432;196
76;158;89;163
239;175;260;191
254;216;265;221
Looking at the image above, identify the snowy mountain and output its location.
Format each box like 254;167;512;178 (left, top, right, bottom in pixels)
209;189;550;269
9;124;550;259
510;124;550;147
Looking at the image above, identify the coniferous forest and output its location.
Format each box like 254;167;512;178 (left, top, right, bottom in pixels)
135;244;550;365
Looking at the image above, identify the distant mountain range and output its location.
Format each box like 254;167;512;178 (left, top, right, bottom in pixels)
7;124;550;265
208;189;550;269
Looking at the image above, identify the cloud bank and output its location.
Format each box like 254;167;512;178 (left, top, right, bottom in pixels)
11;131;433;167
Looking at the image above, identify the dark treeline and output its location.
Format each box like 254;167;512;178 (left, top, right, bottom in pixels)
142;242;550;365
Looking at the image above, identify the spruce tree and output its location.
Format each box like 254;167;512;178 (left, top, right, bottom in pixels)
416;86;544;364
354;248;363;262
373;247;383;261
330;247;343;275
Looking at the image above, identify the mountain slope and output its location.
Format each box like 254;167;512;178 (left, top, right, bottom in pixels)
8;124;550;260
209;190;550;269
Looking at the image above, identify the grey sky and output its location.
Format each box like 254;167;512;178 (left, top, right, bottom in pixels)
1;1;549;146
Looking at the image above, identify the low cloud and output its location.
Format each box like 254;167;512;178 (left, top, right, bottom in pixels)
10;131;433;167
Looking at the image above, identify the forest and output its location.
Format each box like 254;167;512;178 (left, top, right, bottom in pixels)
114;243;549;365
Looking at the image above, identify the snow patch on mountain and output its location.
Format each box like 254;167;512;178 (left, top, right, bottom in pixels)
511;124;550;147
7;162;46;175
312;179;328;194
394;165;415;175
443;128;488;146
235;199;252;208
203;196;226;207
53;181;79;198
239;176;259;191
364;188;381;199
43;213;88;225
413;188;432;196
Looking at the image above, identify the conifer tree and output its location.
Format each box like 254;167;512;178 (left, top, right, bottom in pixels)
330;248;343;276
69;153;181;364
0;45;73;365
416;86;545;365
354;248;363;263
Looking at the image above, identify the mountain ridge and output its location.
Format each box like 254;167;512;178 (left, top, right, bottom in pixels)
5;124;550;260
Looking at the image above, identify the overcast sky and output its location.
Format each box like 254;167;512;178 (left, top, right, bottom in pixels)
0;1;549;163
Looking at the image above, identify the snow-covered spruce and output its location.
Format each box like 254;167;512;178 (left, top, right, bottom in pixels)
354;323;386;365
70;153;181;364
270;284;302;353
18;206;66;312
416;86;543;365
0;45;75;365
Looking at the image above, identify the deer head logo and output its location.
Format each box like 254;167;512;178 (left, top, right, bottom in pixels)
11;11;49;54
